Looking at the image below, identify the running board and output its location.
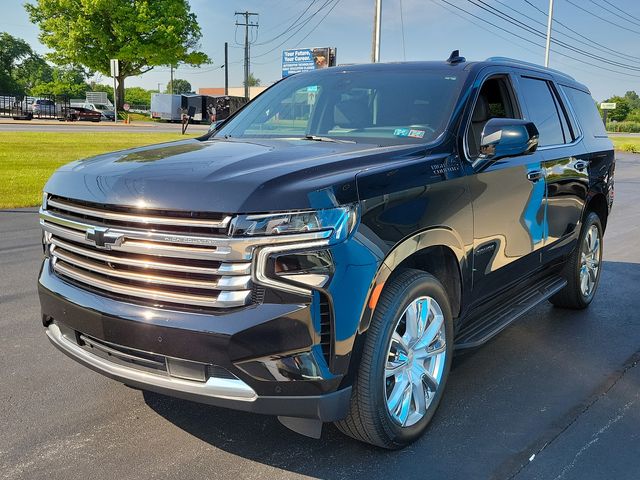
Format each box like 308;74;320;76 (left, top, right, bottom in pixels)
455;275;567;350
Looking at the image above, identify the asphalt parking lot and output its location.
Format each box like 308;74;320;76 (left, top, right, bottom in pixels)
1;153;639;480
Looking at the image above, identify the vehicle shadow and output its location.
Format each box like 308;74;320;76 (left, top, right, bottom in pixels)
143;260;640;480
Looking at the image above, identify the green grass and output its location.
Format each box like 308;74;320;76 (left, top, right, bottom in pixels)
1;132;197;209
611;136;640;154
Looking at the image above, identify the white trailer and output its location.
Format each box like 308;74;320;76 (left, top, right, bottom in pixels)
150;93;183;121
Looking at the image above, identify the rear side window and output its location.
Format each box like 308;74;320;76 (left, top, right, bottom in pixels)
561;86;608;138
519;76;566;147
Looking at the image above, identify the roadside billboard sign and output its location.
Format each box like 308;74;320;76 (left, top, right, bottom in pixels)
282;47;336;77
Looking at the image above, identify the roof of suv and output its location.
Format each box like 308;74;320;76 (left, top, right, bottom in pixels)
327;57;589;93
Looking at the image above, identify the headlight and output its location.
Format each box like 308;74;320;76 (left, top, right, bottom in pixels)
230;205;358;243
238;205;359;295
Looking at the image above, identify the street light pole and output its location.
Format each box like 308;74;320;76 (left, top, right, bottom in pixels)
544;0;554;67
371;0;382;63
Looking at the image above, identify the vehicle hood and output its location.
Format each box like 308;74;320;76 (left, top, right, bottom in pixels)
44;137;419;213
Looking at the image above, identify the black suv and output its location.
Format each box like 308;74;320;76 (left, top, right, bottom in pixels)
38;54;614;449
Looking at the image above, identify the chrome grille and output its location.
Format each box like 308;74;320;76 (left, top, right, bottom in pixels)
41;196;252;309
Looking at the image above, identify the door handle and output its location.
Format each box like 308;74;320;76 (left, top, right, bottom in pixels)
527;170;543;182
574;160;589;171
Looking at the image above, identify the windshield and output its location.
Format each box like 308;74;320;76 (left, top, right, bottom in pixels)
215;68;466;145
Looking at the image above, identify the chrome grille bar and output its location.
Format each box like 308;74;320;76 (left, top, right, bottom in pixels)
49;236;252;275
47;197;232;229
53;261;251;308
51;247;250;291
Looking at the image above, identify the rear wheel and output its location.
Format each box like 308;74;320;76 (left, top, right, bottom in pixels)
335;269;453;449
550;211;603;309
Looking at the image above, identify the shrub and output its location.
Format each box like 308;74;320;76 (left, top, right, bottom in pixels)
607;121;640;133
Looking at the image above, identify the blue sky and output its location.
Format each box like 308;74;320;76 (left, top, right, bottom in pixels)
3;0;640;100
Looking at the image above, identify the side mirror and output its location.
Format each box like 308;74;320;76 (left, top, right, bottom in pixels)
479;118;539;160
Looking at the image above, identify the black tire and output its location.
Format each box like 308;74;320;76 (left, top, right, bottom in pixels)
335;269;454;449
549;211;603;309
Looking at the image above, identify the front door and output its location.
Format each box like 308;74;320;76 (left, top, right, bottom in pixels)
463;72;547;304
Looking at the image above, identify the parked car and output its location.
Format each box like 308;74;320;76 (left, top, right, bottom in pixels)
66;107;101;122
31;98;57;117
72;102;115;121
38;53;614;449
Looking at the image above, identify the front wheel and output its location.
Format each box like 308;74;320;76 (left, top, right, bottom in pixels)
335;269;453;449
550;211;603;309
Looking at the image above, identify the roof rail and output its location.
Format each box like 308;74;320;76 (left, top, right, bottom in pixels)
485;56;575;80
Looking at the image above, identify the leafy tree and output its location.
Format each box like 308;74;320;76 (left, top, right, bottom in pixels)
245;73;261;87
125;86;152;106
623;91;640;110
0;32;35;92
26;0;210;107
166;78;191;94
16;55;53;93
31;65;89;98
604;96;631;122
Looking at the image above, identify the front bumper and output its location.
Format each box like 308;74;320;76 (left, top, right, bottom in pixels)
45;322;351;420
38;264;351;422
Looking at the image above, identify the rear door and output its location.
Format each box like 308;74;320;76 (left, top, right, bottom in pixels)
516;74;589;264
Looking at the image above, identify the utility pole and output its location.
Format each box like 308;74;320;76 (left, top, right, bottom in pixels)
544;0;554;67
157;83;162;93
224;42;229;96
169;65;174;94
371;0;382;63
235;11;259;100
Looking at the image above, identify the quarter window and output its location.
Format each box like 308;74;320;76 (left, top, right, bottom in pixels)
561;86;608;138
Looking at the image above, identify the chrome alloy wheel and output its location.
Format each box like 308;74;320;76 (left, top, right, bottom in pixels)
580;224;601;297
385;296;447;427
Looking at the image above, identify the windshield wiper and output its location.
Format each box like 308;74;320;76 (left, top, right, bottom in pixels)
301;135;356;144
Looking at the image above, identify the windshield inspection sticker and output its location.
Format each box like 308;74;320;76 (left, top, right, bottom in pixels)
394;128;425;138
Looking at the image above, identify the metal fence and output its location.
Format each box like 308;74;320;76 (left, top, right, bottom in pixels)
0;93;71;120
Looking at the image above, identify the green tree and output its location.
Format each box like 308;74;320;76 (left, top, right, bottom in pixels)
26;0;210;107
0;32;35;92
16;55;53;93
604;96;631;122
31;65;89;98
125;86;152;106
623;91;640;110
166;78;191;94
244;73;261;87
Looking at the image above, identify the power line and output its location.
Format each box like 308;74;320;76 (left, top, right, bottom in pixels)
586;0;640;29
563;0;640;35
465;0;640;72
600;0;640;24
435;0;640;78
522;0;640;62
253;0;319;46
251;0;335;59
295;0;342;46
429;0;543;57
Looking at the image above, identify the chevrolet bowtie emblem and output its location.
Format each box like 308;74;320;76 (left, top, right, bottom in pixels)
85;227;124;250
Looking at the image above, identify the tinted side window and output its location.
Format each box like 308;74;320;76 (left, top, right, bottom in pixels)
561;86;608;138
519;76;565;147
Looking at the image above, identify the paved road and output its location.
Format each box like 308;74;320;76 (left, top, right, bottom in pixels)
1;154;639;480
0;119;209;133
